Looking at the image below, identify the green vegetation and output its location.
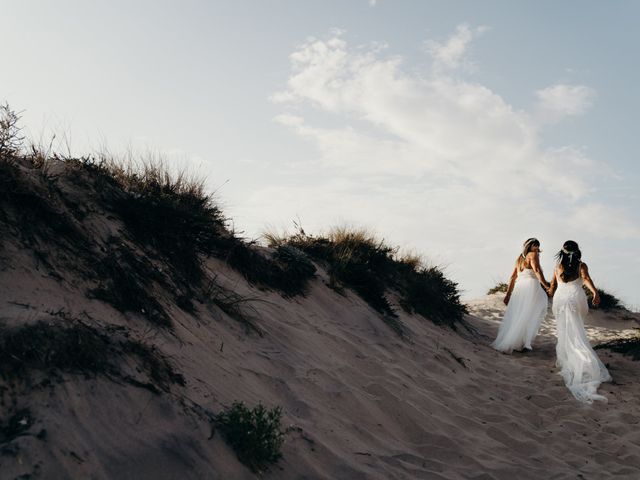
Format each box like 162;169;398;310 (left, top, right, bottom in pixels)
70;156;228;286
0;102;23;156
487;282;508;295
595;333;640;360
2;103;464;336
0;159;86;254
71;156;316;299
265;226;466;332
216;402;285;473
584;286;624;311
0;321;184;393
90;241;174;328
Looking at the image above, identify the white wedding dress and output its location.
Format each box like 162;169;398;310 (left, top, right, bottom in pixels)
492;268;548;354
553;276;611;403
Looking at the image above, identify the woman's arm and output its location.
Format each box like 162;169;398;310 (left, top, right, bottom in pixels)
548;268;558;297
529;251;549;289
580;262;600;307
504;263;518;305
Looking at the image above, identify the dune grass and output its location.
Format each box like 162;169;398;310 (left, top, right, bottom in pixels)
265;226;466;332
0;102;23;156
0;159;86;253
90;241;174;328
487;282;508;295
70;156;317;300
70;156;228;286
0;320;184;393
216;401;285;473
595;334;640;360
584;287;624;311
2;104;462;333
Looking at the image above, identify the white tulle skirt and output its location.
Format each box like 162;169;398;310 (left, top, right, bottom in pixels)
492;269;548;354
553;279;611;403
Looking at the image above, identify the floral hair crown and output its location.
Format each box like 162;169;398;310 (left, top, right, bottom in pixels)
561;247;578;262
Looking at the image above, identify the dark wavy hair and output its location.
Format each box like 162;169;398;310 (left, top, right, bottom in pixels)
555;240;582;282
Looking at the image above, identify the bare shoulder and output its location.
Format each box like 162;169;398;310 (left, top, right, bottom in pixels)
580;262;590;276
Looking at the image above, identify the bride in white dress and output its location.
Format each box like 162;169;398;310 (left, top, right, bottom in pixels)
492;238;550;354
548;241;611;403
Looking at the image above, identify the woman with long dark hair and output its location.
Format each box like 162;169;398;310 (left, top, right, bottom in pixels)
492;238;550;353
548;240;611;403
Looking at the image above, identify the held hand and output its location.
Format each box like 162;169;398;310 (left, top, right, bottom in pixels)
592;292;601;308
503;293;511;306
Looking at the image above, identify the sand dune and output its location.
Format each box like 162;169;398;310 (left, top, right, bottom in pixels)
2;157;640;479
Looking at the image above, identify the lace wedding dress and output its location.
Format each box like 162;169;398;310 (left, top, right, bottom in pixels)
553;277;611;403
492;269;548;354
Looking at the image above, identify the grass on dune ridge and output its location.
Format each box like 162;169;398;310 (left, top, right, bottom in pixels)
265;225;467;330
73;155;317;299
2;103;465;333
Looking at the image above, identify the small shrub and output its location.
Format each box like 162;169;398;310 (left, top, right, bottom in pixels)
584;287;624;310
487;282;508;295
216;402;285;473
402;267;465;326
285;227;398;316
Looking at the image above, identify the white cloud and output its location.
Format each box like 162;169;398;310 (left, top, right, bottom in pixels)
535;83;596;119
423;23;488;72
264;27;636;299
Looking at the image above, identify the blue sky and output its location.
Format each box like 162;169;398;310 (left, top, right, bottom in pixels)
3;1;639;307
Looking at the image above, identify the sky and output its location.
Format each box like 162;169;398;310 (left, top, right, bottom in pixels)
3;1;639;308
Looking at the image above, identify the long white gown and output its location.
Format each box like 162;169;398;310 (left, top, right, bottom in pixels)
491;268;548;354
552;277;611;403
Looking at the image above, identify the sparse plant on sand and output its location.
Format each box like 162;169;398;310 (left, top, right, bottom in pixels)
216;401;285;473
0;320;184;393
487;282;508;295
204;278;263;335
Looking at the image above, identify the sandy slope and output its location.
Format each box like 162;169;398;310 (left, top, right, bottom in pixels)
3;247;640;480
2;160;640;479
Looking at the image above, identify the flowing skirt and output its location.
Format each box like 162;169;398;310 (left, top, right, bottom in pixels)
492;270;548;354
553;279;611;403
